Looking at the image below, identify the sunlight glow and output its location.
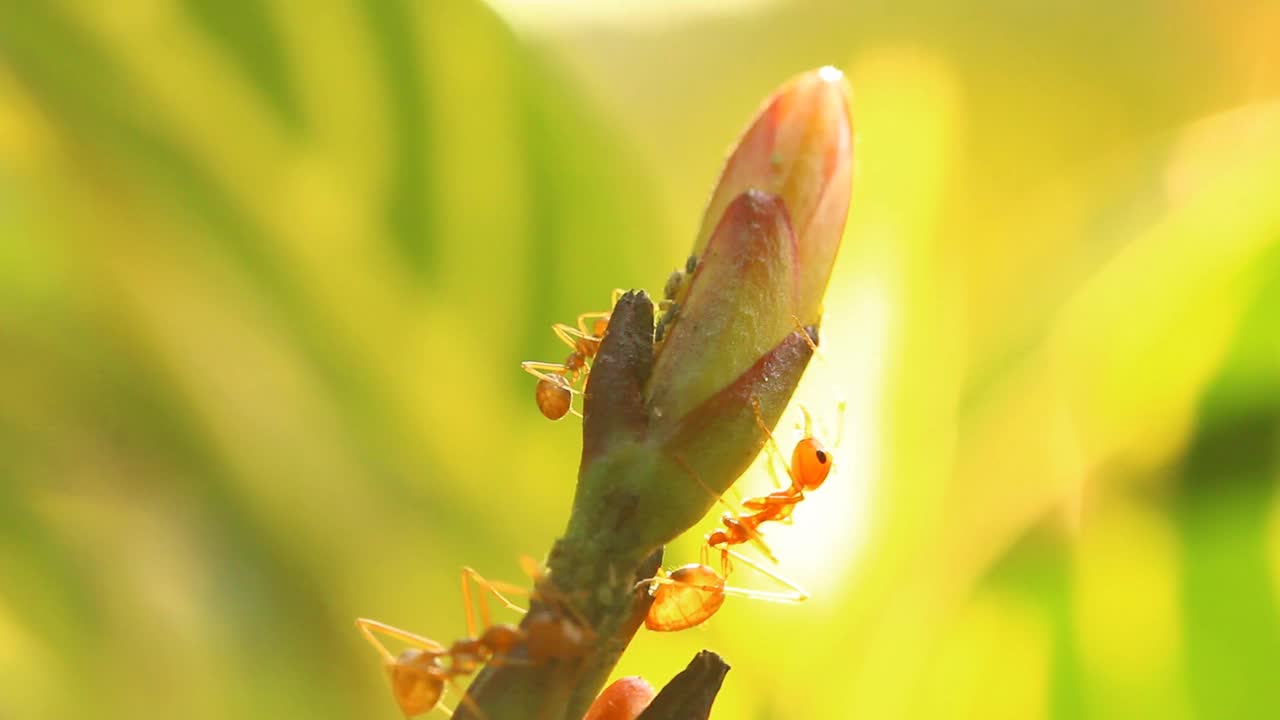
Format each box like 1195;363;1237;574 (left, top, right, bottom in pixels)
737;273;892;594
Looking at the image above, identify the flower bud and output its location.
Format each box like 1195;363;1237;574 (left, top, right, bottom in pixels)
573;67;853;555
692;65;853;325
582;677;655;720
647;66;853;433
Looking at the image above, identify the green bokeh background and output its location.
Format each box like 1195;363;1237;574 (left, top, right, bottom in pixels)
2;1;1279;718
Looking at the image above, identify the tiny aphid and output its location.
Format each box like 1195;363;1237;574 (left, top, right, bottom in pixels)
654;255;698;345
662;269;684;302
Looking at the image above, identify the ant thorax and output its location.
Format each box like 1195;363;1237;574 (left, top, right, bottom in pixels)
446;639;491;676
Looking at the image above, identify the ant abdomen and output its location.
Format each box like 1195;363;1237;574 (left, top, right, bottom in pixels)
534;375;573;421
387;650;446;717
645;564;725;632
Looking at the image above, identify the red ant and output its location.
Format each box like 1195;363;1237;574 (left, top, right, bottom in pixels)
521;289;623;421
357;562;593;717
643;326;844;631
522;255;699;421
707;402;837;556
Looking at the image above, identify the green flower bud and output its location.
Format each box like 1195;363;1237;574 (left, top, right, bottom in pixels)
573;67;854;555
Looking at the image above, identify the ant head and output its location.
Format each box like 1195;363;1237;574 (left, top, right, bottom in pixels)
792;437;832;491
388;650;445;717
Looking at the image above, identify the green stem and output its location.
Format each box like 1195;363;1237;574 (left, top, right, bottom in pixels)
457;288;811;718
457;292;667;719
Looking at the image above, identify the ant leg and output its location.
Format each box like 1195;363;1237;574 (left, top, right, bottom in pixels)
752;398;794;490
707;484;753;532
521;360;565;379
642;573;723;594
460;569;480;637
760;447;790;492
718;583;809;603
465;568;530;611
546;588;596;642
799;404;815;439
520;362;585;396
639;566;802;604
552;322;600;351
355;618;447;662
674;455;745;518
552;323;581;350
672;454;779;563
717;548;810;603
833;397;848;449
722;481;747;509
787;316;848;446
797;398;847;450
517;555;545;583
632;565;670;595
805;401;832;445
790;316;824;358
461;566;528;635
517;556;595;642
573;311;610;339
791;398;847;490
446;684;487;720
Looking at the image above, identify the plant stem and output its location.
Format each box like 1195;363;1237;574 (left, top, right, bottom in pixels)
457;292;666;720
